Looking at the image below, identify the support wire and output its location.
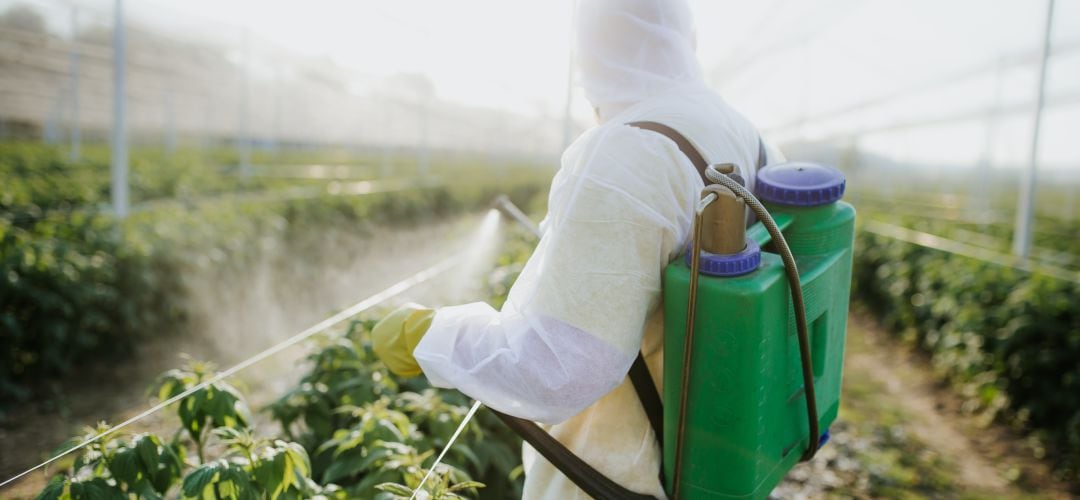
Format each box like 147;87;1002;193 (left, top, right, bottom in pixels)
0;256;460;489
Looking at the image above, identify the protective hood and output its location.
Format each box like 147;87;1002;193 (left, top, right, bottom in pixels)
575;0;704;121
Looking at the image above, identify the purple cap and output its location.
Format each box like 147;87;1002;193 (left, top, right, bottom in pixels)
686;239;761;277
755;162;846;207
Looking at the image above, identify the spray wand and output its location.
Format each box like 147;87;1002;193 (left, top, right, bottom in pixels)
408;197;541;499
409;400;483;499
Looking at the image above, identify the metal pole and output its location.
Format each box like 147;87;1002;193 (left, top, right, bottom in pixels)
1066;182;1075;222
381;101;392;179
45;91;62;143
272;64;281;157
378;92;390;179
69;6;81;161
164;90;176;154
560;46;575;147
974;57;1005;226
560;0;577;151
1012;0;1055;257
201;95;212;150
238;28;252;176
111;0;129;219
560;56;575;150
418;96;430;177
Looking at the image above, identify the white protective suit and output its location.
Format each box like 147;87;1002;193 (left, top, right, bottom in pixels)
413;0;783;498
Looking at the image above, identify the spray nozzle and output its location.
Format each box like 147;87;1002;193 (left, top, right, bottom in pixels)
491;194;511;210
491;195;541;239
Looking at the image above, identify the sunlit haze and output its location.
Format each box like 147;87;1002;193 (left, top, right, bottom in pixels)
4;0;1079;170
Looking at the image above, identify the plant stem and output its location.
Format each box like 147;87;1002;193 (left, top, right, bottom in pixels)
196;427;206;465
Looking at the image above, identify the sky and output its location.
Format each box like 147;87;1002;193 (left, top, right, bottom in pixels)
5;0;1080;172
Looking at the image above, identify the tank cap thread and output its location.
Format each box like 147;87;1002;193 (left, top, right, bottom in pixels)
686;238;761;277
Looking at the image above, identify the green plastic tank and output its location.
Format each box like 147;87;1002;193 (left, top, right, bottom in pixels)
662;162;855;499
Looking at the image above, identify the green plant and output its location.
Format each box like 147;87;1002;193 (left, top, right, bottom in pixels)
152;360;253;463
37;424;185;500
181;428;344;500
36;336;517;499
1;142;552;412
265;318;524;498
852;224;1080;484
267;319;397;450
35;364;352;499
376;465;485;500
33;206;542;500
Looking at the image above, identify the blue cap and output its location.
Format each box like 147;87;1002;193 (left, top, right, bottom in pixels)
755;162;846;207
686;238;761;277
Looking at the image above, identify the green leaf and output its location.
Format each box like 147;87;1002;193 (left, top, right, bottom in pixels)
68;477;125;500
446;480;485;492
134;435;160;472
35;475;68;500
181;463;218;498
106;446;139;485
352;468;400;496
374;482;414;496
320;448;367;484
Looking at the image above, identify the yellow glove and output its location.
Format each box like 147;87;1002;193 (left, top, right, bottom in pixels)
372;304;435;377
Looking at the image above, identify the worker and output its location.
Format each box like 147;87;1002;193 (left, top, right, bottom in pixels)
372;0;783;497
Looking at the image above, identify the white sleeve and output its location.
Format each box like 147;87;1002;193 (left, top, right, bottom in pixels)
413;125;694;424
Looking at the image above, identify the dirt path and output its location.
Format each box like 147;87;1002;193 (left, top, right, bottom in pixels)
834;310;1070;497
845;312;1008;492
0;212;496;498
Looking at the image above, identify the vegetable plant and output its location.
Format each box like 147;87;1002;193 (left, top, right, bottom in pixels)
853;217;1080;484
1;141;552;412
34;224;539;499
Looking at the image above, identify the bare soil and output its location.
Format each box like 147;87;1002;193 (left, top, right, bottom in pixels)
846;310;1071;496
776;309;1072;499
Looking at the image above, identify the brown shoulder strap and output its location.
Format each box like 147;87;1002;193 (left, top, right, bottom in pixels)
628;121;710;185
628;352;664;450
491;409;660;500
628;120;768;184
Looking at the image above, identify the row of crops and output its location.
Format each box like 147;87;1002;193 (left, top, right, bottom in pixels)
852;205;1080;485
32;202;1076;497
5;142;1078;495
34;226;536;499
35;325;521;499
0;143;551;415
852;196;1078;271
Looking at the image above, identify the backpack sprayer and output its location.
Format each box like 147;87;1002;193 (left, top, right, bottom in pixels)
491;147;854;499
662;161;854;498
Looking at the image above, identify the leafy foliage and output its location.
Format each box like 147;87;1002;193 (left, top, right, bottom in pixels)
37;424;185;500
0;142;550;411
376;464;486;500
34;223;538;499
35;321;523;499
180;428;344;500
153;360;253;462
267;318;524;498
853;226;1080;483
